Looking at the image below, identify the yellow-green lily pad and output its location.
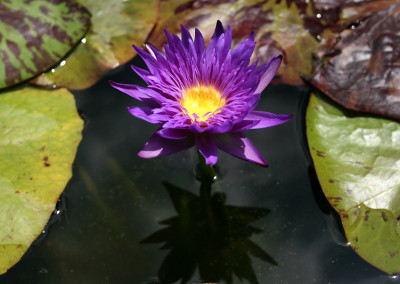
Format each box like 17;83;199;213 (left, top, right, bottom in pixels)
31;0;158;90
306;92;400;274
0;87;83;274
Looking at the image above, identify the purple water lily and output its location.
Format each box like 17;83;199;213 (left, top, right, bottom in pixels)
110;21;292;167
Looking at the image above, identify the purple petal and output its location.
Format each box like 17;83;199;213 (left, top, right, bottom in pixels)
213;20;225;38
242;93;261;114
144;44;170;71
157;128;192;139
164;30;178;54
135;86;169;104
194;28;206;58
180;24;194;47
132;45;160;78
189;123;213;133
231;32;255;66
207;118;234;134
138;133;195;158
239;111;292;130
130;65;153;84
215;132;268;167
127;106;166;125
195;134;218;166
224;25;232;54
180;25;198;64
205;21;227;68
231;119;261;132
254;55;282;94
109;81;160;108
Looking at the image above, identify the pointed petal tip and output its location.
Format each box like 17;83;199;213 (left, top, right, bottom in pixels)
275;54;283;64
196;135;218;166
254;54;283;93
132;44;141;53
109;80;134;91
180;24;190;36
213;20;225;37
180;24;188;31
163;29;173;39
215;132;270;168
137;151;153;159
257;159;270;168
130;64;138;71
204;155;218;166
137;133;195;159
109;80;124;92
249;31;255;40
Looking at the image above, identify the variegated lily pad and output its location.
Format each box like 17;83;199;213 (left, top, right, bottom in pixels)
31;0;158;90
0;0;90;89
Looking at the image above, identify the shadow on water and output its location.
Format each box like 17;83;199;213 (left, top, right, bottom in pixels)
141;155;276;284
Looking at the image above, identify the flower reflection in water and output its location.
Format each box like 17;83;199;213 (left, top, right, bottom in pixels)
141;156;276;284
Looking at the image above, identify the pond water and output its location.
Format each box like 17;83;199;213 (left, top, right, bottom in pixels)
0;56;398;284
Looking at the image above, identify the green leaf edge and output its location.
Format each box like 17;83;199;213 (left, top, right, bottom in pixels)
0;87;83;275
306;92;400;274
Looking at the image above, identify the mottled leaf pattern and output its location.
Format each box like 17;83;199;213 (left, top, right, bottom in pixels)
306;92;400;274
307;3;400;120
0;0;90;89
0;87;83;274
31;0;158;90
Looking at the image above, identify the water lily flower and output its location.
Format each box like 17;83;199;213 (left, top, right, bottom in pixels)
110;21;292;167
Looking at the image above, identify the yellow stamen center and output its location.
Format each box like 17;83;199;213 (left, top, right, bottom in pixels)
181;85;225;122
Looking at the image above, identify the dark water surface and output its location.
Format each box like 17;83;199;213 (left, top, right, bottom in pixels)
0;57;398;284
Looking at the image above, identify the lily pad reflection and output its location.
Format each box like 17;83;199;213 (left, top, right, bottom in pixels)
141;179;276;284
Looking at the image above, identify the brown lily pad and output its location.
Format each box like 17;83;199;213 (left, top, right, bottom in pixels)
306;3;400;121
313;0;398;32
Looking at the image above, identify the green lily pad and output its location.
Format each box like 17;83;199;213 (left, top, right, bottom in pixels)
0;87;83;274
0;0;90;89
306;92;400;274
147;0;318;86
31;0;158;90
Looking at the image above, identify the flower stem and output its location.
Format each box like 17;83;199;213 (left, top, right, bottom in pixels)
196;151;218;234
